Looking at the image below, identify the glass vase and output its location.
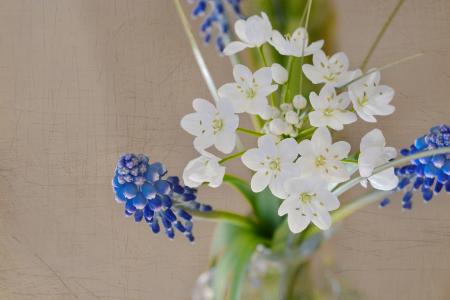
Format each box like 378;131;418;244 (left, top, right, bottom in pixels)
193;231;360;300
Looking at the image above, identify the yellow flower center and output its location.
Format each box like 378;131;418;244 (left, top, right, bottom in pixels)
212;118;223;133
268;158;281;171
315;155;326;167
300;192;315;204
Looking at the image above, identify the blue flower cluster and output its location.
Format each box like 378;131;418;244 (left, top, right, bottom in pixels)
188;0;243;52
381;125;450;209
112;154;212;242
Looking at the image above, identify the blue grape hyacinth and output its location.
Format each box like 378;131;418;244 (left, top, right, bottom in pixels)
112;154;212;242
188;0;243;52
381;125;450;209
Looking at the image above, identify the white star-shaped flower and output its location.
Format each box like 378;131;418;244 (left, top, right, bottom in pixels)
348;70;395;123
218;64;277;119
241;135;299;199
223;12;272;55
269;27;323;57
359;129;399;190
183;152;225;188
181;98;239;154
302;50;359;87
308;85;357;130
297;127;351;183
278;177;340;233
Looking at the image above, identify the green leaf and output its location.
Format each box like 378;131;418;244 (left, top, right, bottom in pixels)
223;174;283;233
211;222;266;300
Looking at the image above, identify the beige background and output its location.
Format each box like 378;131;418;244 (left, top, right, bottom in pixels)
0;0;449;299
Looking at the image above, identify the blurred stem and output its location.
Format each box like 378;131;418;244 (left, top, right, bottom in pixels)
219;150;246;164
297;126;316;140
173;0;219;102
187;209;256;230
282;56;295;103
332;147;450;196
360;0;406;70
339;52;423;89
237;127;264;137
258;46;269;66
298;0;313;95
341;158;358;164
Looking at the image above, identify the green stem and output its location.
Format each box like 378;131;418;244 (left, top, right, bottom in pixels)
173;0;219;102
297;127;316;140
258;46;268;66
282;56;295;103
339;52;423;89
298;0;313;96
341;158;358;164
187;209;256;230
219;150;246;164
237;127;264;137
360;0;406;70
332;147;450;196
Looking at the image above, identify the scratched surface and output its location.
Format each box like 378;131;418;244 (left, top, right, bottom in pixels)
0;1;449;299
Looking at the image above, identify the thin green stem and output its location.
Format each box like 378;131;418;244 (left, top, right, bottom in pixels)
173;0;219;102
360;0;406;70
341;158;358;164
187;209;256;230
297;127;316;140
237;127;264;137
282;56;295;103
258;46;268;66
298;0;313;96
339;52;423;89
332;147;450;196
219;150;246;164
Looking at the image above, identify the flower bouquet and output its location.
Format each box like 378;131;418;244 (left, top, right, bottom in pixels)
111;1;450;299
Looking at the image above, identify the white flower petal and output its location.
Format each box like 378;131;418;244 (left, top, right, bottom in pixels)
251;169;272;193
233;64;253;86
330;141;351;159
271;63;288;84
368;168;399;191
257;135;278;156
241;149;265;171
311;127;332;152
223;41;249;55
193;98;217;114
287;212;310;233
360;129;385;151
311;209;332;230
302;64;324;84
254;67;273;86
215;131;236;154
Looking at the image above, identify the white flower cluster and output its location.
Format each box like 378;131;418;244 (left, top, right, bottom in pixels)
180;12;399;233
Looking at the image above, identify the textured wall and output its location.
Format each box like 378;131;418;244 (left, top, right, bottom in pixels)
0;1;449;299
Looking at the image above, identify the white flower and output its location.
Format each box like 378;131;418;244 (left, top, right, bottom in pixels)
292;95;307;110
241;135;299;198
278;178;340;233
297;127;351;183
218;64;277;118
181;98;239;154
223;12;272;55
359;129;399;190
268;118;292;136
348;70;395;123
271;63;288;84
269;27;323;57
308;85;357;130
183;152;225;188
302;51;359;87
